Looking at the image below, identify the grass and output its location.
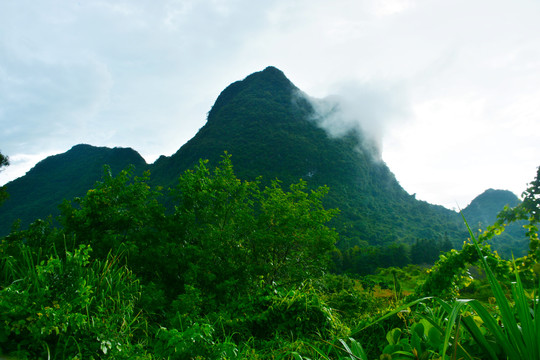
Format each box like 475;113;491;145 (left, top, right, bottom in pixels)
345;214;540;360
458;213;540;360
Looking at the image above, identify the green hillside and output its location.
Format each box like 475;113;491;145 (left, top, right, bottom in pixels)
151;67;467;249
0;66;525;270
463;188;527;257
0;144;147;235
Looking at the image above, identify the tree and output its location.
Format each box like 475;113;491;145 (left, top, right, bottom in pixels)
59;165;167;281
482;166;540;260
168;155;339;305
59;154;339;311
251;179;339;285
0;151;9;204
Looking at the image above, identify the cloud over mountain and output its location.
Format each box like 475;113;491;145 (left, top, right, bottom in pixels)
301;80;410;160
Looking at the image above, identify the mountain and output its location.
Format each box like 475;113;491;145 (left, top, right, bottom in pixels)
0;144;147;235
462;189;520;226
462;189;527;258
2;66;509;270
151;66;329;185
150;67;466;246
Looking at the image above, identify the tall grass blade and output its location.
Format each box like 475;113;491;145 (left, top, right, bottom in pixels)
511;256;538;357
439;299;469;360
461;213;534;360
338;338;367;360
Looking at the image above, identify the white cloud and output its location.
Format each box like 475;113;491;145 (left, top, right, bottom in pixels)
372;0;416;17
305;80;411;160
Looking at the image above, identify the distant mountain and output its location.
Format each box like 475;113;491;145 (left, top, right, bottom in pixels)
0;144;147;235
2;66;526;269
462;189;520;226
462;189;527;258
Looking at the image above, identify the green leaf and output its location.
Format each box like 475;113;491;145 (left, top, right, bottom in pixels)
427;326;443;348
386;328;402;345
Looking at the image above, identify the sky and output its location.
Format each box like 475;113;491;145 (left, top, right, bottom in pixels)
1;0;539;210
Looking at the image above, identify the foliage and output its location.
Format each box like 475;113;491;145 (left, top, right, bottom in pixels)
0;151;8;205
462;188;527;258
347;210;540;360
1;154;341;358
0;238;149;359
0;145;147;237
59;165;166;281
459;215;540;360
481;166;540;269
2;138;539;359
0;151;8;169
410;237;453;265
167;156;338;306
0;67;477;272
314;274;384;324
291;337;368;360
154;322;239;360
416;241;511;299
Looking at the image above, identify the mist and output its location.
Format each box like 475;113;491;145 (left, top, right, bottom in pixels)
299;81;411;161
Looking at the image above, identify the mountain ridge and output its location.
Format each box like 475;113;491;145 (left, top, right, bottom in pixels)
0;66;524;265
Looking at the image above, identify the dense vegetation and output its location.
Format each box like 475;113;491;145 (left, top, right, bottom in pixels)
1;68;529;271
3;67;517;270
1;148;539;359
0;145;147;236
0;151;8;205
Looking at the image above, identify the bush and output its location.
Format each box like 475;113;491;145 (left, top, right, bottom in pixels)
0;242;149;359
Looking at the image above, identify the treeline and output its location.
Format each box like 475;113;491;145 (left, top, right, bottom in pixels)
334;237;454;275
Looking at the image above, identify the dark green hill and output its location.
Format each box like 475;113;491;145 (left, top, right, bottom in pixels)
151;66;326;184
462;189;527;258
150;66;466;251
462;188;520;225
0;144;147;235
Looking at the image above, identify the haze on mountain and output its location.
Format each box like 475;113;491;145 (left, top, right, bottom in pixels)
0;67;526;270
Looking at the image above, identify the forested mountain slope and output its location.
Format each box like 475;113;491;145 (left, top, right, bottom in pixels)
462;188;527;258
2;66;522;265
150;67;466;252
0;144;147;235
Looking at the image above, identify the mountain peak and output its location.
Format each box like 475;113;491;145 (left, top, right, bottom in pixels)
255;66;291;84
462;188;520;226
207;66;297;122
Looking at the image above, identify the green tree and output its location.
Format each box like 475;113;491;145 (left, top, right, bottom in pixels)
168;155;339;306
252;179;339;285
0;151;9;205
168;156;261;304
60;166;166;276
492;166;540;255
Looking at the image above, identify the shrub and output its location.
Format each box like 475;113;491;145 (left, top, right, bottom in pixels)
0;242;149;359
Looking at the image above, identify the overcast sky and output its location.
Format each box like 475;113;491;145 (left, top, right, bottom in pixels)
1;0;539;209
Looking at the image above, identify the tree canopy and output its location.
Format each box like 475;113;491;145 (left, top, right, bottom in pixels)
0;151;9;205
